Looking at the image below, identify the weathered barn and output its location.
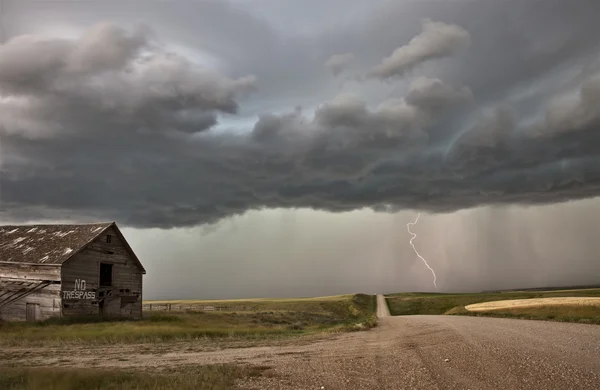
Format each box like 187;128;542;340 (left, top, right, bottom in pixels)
0;222;145;321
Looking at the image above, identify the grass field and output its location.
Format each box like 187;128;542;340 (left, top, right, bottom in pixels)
144;294;370;312
386;289;600;324
0;294;376;346
0;365;267;390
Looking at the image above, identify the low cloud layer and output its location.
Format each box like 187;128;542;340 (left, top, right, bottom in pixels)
3;1;600;230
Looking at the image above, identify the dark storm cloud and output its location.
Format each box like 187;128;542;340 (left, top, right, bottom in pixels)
541;75;600;136
3;1;600;229
368;19;471;80
0;23;148;91
0;21;256;139
405;77;473;114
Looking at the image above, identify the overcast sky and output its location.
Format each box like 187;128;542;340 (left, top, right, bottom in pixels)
1;0;599;299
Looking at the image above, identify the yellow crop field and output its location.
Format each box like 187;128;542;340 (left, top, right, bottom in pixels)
465;297;600;312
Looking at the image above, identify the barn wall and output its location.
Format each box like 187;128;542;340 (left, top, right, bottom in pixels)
0;285;62;321
61;226;143;319
0;264;62;322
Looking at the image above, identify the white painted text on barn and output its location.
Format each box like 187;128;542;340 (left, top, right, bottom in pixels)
62;279;96;300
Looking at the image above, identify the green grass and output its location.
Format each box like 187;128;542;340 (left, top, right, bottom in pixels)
386;289;600;324
0;365;266;390
0;294;376;346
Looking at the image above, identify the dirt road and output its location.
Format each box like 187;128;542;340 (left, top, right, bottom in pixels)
239;316;600;389
376;294;390;317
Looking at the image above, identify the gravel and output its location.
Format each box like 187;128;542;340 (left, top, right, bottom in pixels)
376;294;391;318
237;315;600;389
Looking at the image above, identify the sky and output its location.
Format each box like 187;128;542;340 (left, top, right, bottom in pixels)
1;0;599;299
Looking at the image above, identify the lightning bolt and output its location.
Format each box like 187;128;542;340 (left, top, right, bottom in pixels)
407;213;438;290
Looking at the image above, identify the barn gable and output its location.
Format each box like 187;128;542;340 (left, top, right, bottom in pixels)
62;224;146;275
61;225;144;318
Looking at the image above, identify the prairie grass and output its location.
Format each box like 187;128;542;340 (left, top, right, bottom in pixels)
0;365;266;390
145;293;353;305
143;294;366;314
0;294;376;346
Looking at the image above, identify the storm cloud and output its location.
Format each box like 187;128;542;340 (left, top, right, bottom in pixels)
368;19;471;80
0;22;256;139
325;53;355;77
2;0;600;231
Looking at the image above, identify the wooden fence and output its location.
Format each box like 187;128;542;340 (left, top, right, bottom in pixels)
143;303;250;312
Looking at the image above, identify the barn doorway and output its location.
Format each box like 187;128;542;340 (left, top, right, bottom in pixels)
26;303;40;321
99;263;113;287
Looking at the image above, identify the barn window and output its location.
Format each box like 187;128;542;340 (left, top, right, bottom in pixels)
99;263;113;287
106;234;112;243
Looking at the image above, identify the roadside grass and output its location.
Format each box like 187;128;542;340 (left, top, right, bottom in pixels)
386;289;600;324
447;304;600;324
0;294;376;346
0;364;267;390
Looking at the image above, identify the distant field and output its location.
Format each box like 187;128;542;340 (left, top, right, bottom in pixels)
0;294;376;346
143;294;360;312
145;294;352;304
386;289;600;324
465;297;600;311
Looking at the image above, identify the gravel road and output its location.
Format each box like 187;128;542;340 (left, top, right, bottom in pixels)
237;315;600;389
376;294;390;318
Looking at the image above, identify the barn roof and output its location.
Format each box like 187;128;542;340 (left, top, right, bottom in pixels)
0;223;143;269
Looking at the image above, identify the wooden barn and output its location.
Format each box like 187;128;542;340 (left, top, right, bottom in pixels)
0;222;145;322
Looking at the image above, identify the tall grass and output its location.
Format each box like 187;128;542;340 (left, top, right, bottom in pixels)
0;365;266;390
0;294;376;346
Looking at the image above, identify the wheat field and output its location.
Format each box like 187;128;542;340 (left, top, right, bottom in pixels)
465;297;600;312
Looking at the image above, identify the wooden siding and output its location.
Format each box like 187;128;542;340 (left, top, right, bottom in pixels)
0;264;62;321
61;226;143;319
0;283;61;321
